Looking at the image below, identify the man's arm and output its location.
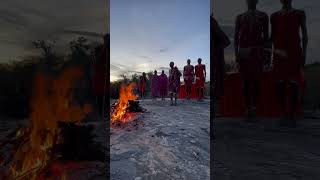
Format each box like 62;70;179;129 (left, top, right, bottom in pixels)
263;14;271;66
234;16;240;63
301;11;308;66
204;65;206;79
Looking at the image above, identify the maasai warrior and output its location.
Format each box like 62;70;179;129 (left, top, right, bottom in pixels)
183;59;194;99
271;0;308;127
92;34;109;118
168;62;182;105
211;15;231;99
151;70;159;98
159;70;168;100
195;58;206;100
139;72;147;99
234;0;269;120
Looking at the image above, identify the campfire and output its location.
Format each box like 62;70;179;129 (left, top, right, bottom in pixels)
111;83;145;125
0;66;104;180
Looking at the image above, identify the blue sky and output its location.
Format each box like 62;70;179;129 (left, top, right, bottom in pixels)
110;0;210;81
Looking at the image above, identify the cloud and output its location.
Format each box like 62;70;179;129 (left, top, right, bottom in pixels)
159;48;169;53
0;0;108;62
61;30;104;38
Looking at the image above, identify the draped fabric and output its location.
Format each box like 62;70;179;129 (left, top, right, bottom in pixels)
211;16;231;98
159;73;168;97
168;67;182;94
195;64;205;88
235;11;269;80
220;72;305;117
139;76;147;94
179;84;201;99
271;9;305;82
93;47;107;96
183;65;194;88
151;75;159;97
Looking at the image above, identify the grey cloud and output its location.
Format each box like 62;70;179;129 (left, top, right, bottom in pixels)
0;0;108;62
159;48;169;53
61;30;104;38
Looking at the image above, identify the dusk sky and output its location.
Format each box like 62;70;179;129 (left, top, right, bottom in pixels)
0;0;108;62
110;0;210;82
213;0;320;65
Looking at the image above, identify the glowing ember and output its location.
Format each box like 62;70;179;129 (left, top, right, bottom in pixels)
111;83;138;123
7;66;92;180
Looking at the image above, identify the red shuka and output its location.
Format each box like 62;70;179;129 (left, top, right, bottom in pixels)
195;64;205;88
93;47;107;96
235;11;269;80
271;9;305;82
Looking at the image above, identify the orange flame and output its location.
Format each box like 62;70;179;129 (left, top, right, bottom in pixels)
8;66;92;180
111;83;137;123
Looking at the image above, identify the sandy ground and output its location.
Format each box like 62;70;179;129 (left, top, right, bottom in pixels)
213;114;320;180
110;99;210;180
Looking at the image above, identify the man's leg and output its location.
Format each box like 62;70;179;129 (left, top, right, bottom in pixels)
174;93;177;105
201;87;204;100
243;79;250;116
277;81;288;125
288;81;299;127
252;80;260;115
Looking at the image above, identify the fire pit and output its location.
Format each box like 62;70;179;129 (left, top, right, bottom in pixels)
110;83;146;127
0;67;105;180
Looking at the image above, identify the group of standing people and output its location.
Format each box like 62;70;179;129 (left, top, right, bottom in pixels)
138;58;206;106
213;0;308;126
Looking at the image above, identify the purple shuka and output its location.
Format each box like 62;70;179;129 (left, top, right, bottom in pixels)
159;73;168;97
151;74;159;97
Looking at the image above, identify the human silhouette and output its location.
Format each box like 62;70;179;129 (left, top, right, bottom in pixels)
151;70;159;99
159;70;168;101
234;0;269;120
183;59;195;100
139;72;147;99
211;15;231;100
93;34;109;118
271;0;308;127
168;62;181;105
195;58;206;101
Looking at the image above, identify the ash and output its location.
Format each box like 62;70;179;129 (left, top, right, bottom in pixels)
110;99;210;180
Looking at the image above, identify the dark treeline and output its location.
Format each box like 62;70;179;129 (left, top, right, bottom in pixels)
110;71;154;99
0;37;103;118
110;71;211;99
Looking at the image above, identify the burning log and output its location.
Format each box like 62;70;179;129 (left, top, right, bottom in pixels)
127;100;145;113
111;83;146;125
55;122;105;162
0;66;104;180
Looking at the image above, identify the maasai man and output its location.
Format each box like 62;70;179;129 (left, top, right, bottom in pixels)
168;62;182;105
234;0;269;120
159;70;168;100
183;59;195;99
211;15;231;99
151;70;159;99
195;58;206;100
271;0;308;127
92;34;109;118
139;72;147;99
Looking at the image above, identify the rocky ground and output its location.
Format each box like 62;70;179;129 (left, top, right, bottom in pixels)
110;99;210;180
213;113;320;180
0;116;107;180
